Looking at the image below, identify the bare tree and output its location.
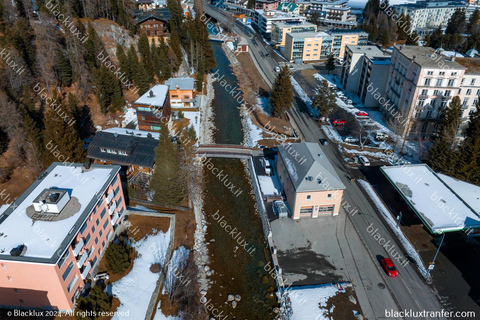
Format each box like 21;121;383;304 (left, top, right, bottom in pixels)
354;121;369;150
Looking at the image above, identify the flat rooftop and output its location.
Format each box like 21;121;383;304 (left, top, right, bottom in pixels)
287;31;330;39
395;46;466;70
0;163;120;263
347;45;385;56
381;164;480;234
135;84;169;107
273;21;317;29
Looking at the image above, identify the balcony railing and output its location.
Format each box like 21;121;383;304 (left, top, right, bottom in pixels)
106;192;114;204
81;262;92;279
111;213;120;226
77;252;88;268
72;238;84;257
108;201;117;215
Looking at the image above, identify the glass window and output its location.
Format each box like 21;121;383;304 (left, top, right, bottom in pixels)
84;233;91;245
306;195;311;200
96;219;100;226
436;79;442;86
100;208;106;219
79;222;87;234
467;89;472;95
62;262;74;281
67;276;78;293
58;251;70;269
103;220;109;230
424;78;431;85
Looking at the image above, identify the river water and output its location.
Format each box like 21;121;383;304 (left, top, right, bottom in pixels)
201;42;277;319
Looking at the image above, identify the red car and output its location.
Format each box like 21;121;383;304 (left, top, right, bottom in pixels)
381;258;398;278
356;111;369;117
332;119;346;125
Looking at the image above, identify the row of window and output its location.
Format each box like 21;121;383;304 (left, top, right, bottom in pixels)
426;71;457;77
100;148;128;156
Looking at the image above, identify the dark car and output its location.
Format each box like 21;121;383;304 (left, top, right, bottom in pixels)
381;258;398;278
319;139;328;145
265;53;270;57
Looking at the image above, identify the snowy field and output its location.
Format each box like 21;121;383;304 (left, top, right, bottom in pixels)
112;228;171;319
289;285;340;320
242;109;265;147
357;179;428;276
122;105;137;127
182;111;201;139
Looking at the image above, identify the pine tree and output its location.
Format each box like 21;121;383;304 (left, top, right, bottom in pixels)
56;49;73;87
135;63;151;96
139;33;155;82
116;43;128;74
381;29;390;46
312;80;337;118
126;44;140;81
407;31;419;45
325;54;335;74
457;103;480;183
446;9;466;35
150;121;185;205
468;9;480;34
169;23;183;63
397;13;408;40
429;26;444;49
23;113;45;173
83;22;103;69
270;66;293;117
196;59;205;92
93;66;124;113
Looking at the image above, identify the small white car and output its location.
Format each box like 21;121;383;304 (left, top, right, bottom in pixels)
273;200;290;218
346;99;353;105
358;156;371;166
344;136;359;143
275;66;281;72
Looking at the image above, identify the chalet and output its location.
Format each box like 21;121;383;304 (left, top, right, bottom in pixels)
164;77;196;108
133;85;170;132
236;37;249;53
136;0;155;11
135;8;171;43
87;128;159;184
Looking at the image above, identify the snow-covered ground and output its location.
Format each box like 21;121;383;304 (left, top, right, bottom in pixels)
242;108;265;147
163;246;190;295
289;284;340;320
182;111;200;139
122;105;137;128
258;175;281;196
257;96;270;115
357;180;428;276
322;125;343;143
112;228;172;319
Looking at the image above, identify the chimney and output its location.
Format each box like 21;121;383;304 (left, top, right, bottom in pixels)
149;90;155;98
84;161;91;170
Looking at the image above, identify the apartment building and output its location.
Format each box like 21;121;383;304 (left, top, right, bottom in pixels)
254;0;280;11
340;45;391;108
0;163;125;310
271;21;317;47
393;0;472;35
284;29;367;62
384;46;467;138
455;58;480;134
276;143;345;219
252;9;307;39
134;84;171;132
164;77;196;108
304;0;357;29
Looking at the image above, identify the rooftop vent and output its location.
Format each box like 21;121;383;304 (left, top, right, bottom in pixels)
114;132;119;138
149;90;155;98
147;133;153;139
306;176;313;181
317;177;322;184
10;244;27;257
84;161;91;170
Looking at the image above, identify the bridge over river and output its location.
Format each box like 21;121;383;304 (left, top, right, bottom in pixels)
196;144;262;159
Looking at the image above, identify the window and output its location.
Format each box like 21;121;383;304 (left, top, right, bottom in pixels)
436;79;442;86
7;276;12;281
300;207;314;214
1;263;5;269
141;116;145;121
467;89;472;95
447;79;455;86
150;126;161;131
463;98;469;106
117;197;123;208
115;185;120;196
67;276;78;293
103;220;109;230
137;107;151;112
426;110;432;118
100;208;106;219
445;90;451;97
424;78;431;86
62;262;74;281
84;233;91;245
100;148;106;152
92;256;98;267
79;222;87;234
327;194;333;199
102;241;106;248
477;89;480;95
58;251;70;269
99;230;103;237
458;89;462;94
439;72;445;76
418;99;425;107
95;237;99;245
421;89;428;96
306;195;311;200
319;206;334;212
427;71;433;75
421;122;428;132
118;150;128;156
96;219;100;226
471;79;476;85
451;72;457;76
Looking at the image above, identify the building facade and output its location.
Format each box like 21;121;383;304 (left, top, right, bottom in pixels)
253;9;307;38
384;46;467;138
271;21;317;47
276;143;345;220
0;163;126;310
340;45;391;108
136;9;171;43
304;0;357;28
164;77;196;108
134;85;171;132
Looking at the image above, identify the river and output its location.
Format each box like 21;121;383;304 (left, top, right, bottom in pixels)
201;41;278;319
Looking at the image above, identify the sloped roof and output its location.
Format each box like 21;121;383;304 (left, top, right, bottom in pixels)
135;8;171;24
278;143;345;193
87;129;159;168
165;77;195;90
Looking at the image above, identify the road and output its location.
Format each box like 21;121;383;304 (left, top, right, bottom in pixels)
204;5;447;319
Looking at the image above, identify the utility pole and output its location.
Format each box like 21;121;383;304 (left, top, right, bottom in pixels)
427;232;446;277
396;211;402;228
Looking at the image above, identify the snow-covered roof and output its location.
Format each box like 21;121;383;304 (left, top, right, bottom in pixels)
164;77;195;91
0;163;120;263
381;164;480;234
134;84;169;107
103;127;160;140
278;143;345;193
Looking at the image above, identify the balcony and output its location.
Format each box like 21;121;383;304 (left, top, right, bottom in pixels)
111;213;119;226
77;252;88;268
72;238;84;257
81;262;92;279
108;201;117;215
106;192;114;204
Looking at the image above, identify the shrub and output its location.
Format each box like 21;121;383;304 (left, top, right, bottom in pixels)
74;286;111;320
105;236;132;274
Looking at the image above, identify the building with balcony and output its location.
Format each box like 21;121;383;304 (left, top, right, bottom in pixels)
276;142;345;219
392;0;473;35
254;0;281;11
0;163;125;310
384;46;467;139
340;45;391;108
304;0;357;29
252;9;307;39
135;8;171;44
271;21;317;47
283;28;368;62
134;84;170;132
164;77;197;108
454;58;480;136
87;128;159;185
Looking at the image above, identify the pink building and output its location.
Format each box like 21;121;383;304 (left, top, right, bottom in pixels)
0;163;126;310
255;0;280;11
276;143;345;219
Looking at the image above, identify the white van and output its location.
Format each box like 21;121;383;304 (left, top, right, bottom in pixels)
375;132;388;140
262;158;272;176
358;156;370;166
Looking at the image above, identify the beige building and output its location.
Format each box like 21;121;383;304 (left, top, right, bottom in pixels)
384;46;469;139
271;21;317;47
276;143;345;219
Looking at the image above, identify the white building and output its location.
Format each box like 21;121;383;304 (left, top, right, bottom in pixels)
340;45;391;108
252;9;307;39
304;0;357;29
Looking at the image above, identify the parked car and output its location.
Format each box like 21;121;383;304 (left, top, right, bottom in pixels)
341;96;348;102
319;139;328;145
275;66;281;72
288;65;294;70
332;119;347;125
375;132;389;141
336;58;344;64
262;157;272;176
265;53;270;57
358;156;370;166
344;136;359;143
381;258;398;278
356;111;369;117
94;271;110;281
273;200;290;218
346;99;353;105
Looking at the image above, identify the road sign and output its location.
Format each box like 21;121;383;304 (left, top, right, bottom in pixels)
428;264;435;271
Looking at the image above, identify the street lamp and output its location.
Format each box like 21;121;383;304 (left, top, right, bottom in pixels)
427;232;446;278
396;211;402;228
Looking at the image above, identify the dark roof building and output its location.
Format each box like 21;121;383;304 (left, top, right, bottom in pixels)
87;128;159;169
135;8;171;24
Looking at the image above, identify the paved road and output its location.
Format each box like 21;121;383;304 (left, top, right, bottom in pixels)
204;5;448;319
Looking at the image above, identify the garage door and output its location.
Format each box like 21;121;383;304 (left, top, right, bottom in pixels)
318;206;334;215
300;206;314;217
